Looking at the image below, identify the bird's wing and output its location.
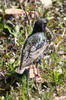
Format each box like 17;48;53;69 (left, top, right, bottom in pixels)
16;44;31;74
21;35;47;67
16;34;48;74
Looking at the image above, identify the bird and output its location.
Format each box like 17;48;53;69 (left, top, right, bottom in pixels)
16;18;48;75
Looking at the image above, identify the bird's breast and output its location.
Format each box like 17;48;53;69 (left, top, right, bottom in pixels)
27;32;46;46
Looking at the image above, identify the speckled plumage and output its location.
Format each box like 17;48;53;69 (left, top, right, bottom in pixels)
16;18;48;74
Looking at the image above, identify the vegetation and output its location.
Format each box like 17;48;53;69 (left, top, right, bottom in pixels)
0;0;66;100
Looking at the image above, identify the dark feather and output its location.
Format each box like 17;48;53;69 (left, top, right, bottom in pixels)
16;18;48;74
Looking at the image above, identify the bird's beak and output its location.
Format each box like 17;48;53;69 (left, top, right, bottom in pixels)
46;19;48;23
44;19;48;24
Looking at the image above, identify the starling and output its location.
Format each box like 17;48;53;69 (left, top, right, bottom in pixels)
16;18;48;74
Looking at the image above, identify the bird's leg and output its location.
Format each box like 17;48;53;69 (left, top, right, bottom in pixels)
29;64;41;93
32;64;38;87
35;63;40;77
30;64;41;79
32;64;41;94
29;64;38;86
27;68;31;99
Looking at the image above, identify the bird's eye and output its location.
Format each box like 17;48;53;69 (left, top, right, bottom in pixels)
43;39;45;42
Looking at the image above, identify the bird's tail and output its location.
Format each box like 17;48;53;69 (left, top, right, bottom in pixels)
15;66;29;74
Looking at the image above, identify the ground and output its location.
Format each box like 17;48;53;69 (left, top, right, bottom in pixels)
0;0;66;100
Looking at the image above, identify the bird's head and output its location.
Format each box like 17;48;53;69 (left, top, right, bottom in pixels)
32;18;48;34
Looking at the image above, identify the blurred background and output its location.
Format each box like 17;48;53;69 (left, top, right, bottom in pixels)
0;0;66;100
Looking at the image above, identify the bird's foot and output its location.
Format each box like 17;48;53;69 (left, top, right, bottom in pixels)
29;64;42;82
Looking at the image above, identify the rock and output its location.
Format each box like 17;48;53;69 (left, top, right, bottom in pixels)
40;0;52;9
55;96;66;100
